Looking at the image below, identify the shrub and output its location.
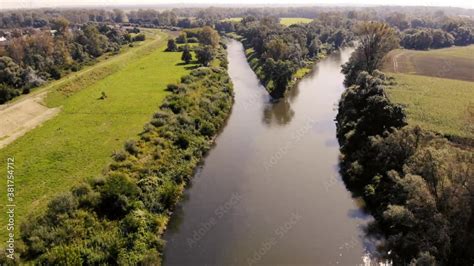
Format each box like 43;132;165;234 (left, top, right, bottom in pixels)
124;140;139;155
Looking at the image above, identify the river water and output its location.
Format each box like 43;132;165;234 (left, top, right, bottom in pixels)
163;40;375;265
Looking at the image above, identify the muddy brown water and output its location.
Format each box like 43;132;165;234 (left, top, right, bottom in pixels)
163;40;377;265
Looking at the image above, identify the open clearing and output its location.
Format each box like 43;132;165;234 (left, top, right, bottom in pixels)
387;73;474;139
382;45;474;81
0;30;194;243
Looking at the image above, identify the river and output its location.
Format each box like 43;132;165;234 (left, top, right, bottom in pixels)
163;40;376;265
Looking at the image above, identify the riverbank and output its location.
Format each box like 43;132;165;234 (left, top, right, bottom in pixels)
336;68;474;264
4;43;234;264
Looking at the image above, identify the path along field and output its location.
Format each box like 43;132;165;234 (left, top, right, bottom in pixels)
382;45;474;140
0;29;193;243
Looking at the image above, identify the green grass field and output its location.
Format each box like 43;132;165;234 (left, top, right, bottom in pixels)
280;17;313;25
387;73;474;139
0;30;194;243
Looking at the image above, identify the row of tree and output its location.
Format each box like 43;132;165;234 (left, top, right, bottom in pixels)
0;22;142;103
400;26;473;50
337;21;474;264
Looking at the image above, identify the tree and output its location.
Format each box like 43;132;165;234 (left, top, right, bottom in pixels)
50;17;70;34
181;45;192;64
199;26;220;48
166;39;177;52
341;22;398;86
263;58;294;99
176;33;187;44
0;56;23;87
195;45;214;66
263;38;289;61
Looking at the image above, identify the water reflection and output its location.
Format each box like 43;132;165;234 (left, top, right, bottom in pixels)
262;97;295;126
163;40;380;265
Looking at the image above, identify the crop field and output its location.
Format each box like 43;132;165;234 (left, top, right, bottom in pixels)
280;17;313;25
0;30;194;243
382;45;474;82
387;73;474;139
221;17;313;26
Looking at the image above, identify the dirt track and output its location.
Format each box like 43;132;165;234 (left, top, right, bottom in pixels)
0;92;60;149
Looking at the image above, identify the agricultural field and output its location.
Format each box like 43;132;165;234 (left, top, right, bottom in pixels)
221;17;313;26
280;17;313;25
386;73;474;139
383;45;474;140
382;45;474;81
0;30;194;242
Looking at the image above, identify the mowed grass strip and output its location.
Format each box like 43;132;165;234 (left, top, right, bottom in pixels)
0;31;193;243
387;73;474;139
382;45;474;81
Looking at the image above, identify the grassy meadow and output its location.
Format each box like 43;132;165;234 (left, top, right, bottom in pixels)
387;73;474;139
0;30;194;243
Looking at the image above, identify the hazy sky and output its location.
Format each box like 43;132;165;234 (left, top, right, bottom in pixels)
1;0;473;10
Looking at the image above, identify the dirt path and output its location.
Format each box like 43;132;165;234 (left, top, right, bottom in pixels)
392;51;402;72
0;91;60;149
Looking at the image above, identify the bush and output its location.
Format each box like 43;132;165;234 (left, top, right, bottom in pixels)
132;33;145;42
124;140;139;155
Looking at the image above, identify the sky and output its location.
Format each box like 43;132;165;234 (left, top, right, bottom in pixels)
1;0;473;10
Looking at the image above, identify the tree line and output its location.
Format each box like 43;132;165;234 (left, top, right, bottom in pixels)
0;21;143;103
3;35;234;264
337;21;474;264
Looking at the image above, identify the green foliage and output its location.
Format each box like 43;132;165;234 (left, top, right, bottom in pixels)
342;22;399;86
181;45;193;64
195;45;214;66
238;16;353;98
20;45;234;264
199;26;220;48
166;39;178;52
132;33;146;42
338;35;474;264
176;32;188;44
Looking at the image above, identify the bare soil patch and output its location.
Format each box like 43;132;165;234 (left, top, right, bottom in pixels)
0;92;60;149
